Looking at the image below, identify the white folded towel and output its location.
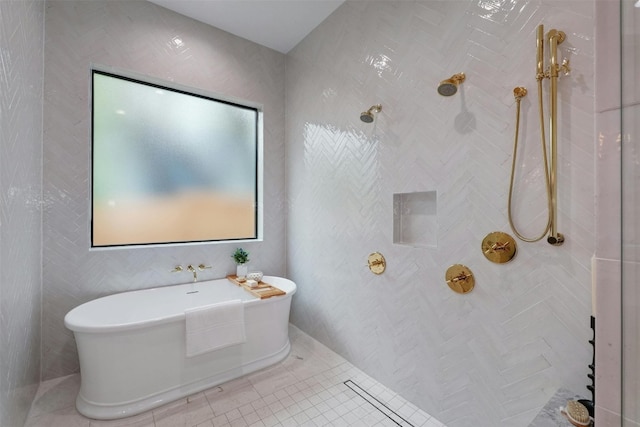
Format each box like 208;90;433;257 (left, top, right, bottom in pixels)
185;299;246;357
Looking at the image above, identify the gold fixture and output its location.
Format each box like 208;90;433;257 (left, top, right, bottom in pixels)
437;73;465;96
172;264;211;280
367;252;386;275
509;24;568;246
445;264;475;294
482;232;517;264
513;86;527;100
186;265;197;282
546;26;568;246
360;104;382;123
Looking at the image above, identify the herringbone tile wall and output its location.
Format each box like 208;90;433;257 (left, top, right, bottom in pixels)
0;1;44;426
286;1;595;426
42;1;286;380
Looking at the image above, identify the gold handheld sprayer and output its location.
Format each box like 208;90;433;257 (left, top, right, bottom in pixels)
508;24;569;246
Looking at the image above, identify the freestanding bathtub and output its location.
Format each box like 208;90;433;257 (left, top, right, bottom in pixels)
64;275;296;420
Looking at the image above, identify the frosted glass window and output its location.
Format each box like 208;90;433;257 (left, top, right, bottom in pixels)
91;70;259;247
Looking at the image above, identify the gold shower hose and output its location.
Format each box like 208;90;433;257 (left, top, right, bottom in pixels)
507;82;553;242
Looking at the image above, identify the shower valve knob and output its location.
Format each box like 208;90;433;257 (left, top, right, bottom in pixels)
482;232;517;264
445;264;475;294
490;241;510;252
560;59;571;76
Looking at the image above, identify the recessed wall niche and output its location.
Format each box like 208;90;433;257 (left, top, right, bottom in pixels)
393;191;437;248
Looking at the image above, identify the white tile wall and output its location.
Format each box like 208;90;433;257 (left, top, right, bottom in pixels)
42;1;287;380
286;1;596;426
592;0;640;425
0;1;44;426
592;33;622;420
620;0;640;422
12;1;635;426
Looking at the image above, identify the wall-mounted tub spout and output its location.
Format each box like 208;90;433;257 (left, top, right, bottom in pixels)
187;265;197;282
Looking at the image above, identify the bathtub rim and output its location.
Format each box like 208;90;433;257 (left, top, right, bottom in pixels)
64;275;296;333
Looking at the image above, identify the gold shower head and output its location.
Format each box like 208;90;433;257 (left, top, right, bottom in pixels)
437;73;466;96
360;104;382;123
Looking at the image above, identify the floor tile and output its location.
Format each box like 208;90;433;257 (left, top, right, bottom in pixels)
152;393;214;427
24;405;91;427
25;325;444;427
89;411;155;427
26;374;80;419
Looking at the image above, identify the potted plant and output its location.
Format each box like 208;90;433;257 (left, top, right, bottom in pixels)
232;248;250;278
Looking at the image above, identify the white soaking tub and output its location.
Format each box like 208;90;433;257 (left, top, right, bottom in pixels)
64;276;296;420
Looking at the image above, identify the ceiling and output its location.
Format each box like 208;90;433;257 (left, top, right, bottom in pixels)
147;0;345;54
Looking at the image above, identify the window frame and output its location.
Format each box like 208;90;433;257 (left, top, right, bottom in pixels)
90;66;263;249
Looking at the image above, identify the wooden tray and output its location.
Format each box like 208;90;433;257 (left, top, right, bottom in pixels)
226;275;286;299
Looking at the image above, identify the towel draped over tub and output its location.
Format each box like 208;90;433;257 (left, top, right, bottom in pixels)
184;299;246;357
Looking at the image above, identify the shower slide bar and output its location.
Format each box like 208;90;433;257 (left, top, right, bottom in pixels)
508;24;570;246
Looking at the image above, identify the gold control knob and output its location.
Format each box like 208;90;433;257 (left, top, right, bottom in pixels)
445;264;475;294
367;252;386;275
482;232;517;264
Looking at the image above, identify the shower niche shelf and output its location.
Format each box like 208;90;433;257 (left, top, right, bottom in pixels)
393;191;437;248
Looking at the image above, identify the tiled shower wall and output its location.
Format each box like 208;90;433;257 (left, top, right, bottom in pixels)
592;0;622;424
0;1;44;426
286;1;595;426
42;1;286;380
620;0;640;424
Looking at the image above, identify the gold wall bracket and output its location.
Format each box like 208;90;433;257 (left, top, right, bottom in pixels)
445;264;475;294
482;231;517;264
513;87;527;101
367;252;386;275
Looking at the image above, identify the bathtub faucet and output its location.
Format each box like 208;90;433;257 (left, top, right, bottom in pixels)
186;265;198;282
172;264;211;282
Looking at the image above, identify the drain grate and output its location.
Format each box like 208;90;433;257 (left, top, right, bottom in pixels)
343;380;415;427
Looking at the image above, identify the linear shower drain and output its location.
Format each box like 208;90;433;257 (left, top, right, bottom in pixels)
343;380;415;427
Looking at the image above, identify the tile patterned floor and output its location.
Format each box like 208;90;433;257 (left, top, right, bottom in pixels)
25;325;446;427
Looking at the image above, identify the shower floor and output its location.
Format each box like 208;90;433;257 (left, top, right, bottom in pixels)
24;325;445;427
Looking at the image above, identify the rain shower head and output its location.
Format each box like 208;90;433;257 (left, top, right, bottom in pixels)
437;73;466;96
360;104;382;123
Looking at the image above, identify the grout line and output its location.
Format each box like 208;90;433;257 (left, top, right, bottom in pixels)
343;379;415;427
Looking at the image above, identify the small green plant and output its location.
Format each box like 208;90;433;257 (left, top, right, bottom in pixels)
232;248;249;265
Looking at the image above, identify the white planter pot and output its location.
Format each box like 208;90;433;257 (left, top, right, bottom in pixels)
236;264;248;278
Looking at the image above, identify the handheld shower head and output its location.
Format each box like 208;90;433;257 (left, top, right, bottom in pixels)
360;104;382;123
437;73;466;96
